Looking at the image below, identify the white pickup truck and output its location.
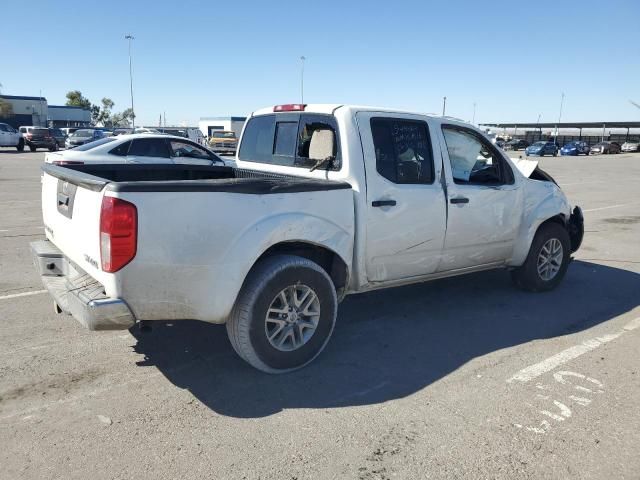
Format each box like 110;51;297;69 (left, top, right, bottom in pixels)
32;104;584;373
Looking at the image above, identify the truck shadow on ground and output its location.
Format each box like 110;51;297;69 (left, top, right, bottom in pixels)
131;260;640;418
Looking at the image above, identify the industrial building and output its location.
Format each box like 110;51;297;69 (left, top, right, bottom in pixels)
0;95;91;129
0;95;48;128
199;116;246;138
48;105;91;127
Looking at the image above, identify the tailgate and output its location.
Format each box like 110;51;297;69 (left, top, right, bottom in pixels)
41;167;108;287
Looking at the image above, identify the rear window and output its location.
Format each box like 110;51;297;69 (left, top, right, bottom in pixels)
238;113;341;170
212;131;236;138
74;137;117;151
73;130;94;137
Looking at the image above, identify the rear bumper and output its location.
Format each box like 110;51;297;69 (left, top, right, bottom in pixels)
30;240;135;330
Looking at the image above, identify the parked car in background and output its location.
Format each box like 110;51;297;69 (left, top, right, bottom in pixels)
0;122;25;151
621;140;640;152
504;139;529;151
525;141;558;157
156;127;206;145
560;141;590;156
60;127;80;137
114;128;134;136
50;128;67;148
65;129;106;149
589;141;621;155
46;134;225;165
19;126;58;151
133;127;161;134
208;130;238;155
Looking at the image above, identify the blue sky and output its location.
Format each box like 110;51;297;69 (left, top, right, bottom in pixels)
1;0;638;126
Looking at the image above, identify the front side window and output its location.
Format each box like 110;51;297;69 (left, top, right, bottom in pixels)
370;118;434;184
128;138;170;158
442;126;512;185
169;140;212;160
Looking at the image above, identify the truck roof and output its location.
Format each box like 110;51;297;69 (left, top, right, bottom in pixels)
251;104;464;124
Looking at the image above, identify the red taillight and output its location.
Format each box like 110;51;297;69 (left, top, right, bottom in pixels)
100;196;137;273
273;104;306;112
26;133;33;139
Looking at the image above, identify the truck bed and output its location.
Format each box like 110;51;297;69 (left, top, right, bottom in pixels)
42;163;351;194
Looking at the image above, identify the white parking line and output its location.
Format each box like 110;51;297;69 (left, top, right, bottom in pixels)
507;316;640;383
583;202;640;213
0;290;47;301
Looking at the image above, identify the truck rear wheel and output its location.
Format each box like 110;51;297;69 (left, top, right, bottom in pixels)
226;255;337;373
511;222;571;292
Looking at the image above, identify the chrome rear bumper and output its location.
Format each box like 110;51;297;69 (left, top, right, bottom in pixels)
30;240;135;330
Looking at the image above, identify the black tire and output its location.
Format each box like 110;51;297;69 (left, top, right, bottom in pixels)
226;254;338;373
29;145;36;152
16;139;24;152
49;144;58;152
511;222;571;292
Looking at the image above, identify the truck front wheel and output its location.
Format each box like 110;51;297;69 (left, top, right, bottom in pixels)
511;222;571;292
227;255;338;373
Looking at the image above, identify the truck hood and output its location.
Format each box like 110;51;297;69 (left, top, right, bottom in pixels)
510;157;539;178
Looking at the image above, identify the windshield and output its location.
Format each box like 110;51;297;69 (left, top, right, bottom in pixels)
72;137;116;151
33;128;49;134
532;142;546;146
72;130;94;138
212;131;236;138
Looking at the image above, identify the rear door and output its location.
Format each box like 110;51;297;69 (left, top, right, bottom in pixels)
125;137;173;164
356;112;446;283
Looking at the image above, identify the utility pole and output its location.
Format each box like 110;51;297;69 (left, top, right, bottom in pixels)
472;102;476;125
300;56;306;104
555;92;564;145
125;34;136;128
442;96;447;116
536;113;542;140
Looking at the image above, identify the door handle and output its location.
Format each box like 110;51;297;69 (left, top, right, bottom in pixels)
372;199;397;207
450;197;469;204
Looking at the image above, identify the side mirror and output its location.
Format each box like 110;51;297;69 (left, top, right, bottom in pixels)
308;129;335;161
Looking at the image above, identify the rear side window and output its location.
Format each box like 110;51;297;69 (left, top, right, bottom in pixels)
73;137;116;151
238;115;276;163
128;138;170;158
239;113;341;170
109;140;131;156
370;118;434;184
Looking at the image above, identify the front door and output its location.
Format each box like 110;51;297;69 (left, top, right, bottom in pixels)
437;124;522;271
356;112;447;283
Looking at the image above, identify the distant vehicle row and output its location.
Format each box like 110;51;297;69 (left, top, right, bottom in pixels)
524;141;627;156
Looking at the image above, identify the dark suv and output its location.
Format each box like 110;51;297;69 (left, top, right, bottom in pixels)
19;126;58;152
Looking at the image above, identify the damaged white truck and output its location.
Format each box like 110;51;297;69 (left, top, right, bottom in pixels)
32;104;584;373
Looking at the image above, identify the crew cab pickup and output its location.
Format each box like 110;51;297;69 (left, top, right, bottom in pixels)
32;104;584;373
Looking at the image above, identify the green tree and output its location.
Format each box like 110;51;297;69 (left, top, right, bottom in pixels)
0;98;13;117
110;108;134;127
65;90;92;110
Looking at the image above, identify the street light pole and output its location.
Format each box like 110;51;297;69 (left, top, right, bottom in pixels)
300;56;306;104
555;92;564;145
125;34;136;128
442;96;447;116
472;102;476;125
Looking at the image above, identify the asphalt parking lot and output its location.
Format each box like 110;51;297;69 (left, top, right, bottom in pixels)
1;149;639;479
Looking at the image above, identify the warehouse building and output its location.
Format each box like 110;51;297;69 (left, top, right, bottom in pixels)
0;95;48;128
199;116;246;138
48;105;92;127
